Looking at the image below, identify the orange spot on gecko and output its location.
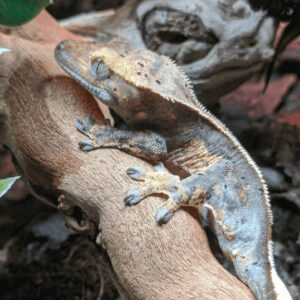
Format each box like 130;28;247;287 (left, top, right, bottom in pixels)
135;111;148;120
232;250;250;266
166;112;177;120
190;188;207;205
213;184;222;195
240;185;251;206
225;165;234;179
215;209;235;241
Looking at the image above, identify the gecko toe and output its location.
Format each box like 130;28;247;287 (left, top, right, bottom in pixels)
154;162;166;172
76;117;87;133
126;167;145;180
155;207;172;224
86;114;96;125
103;119;112;126
124;188;143;205
76;114;96;134
79;140;94;151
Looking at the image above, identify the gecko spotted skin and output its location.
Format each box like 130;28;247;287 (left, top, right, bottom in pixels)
55;38;292;300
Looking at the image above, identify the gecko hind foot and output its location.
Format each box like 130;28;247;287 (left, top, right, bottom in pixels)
124;163;189;224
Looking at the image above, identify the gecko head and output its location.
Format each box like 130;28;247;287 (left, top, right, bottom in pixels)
55;39;146;123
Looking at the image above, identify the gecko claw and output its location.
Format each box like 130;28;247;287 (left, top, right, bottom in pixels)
155;207;172;224
124;188;143;205
86;114;96;125
126;167;145;180
79;139;94;151
76;114;96;134
103;119;112;126
76;117;86;133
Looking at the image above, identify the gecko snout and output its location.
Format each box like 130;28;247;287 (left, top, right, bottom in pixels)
54;41;74;68
55;41;67;58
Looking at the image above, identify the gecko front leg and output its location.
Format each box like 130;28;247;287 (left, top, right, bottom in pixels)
125;163;210;223
76;114;167;161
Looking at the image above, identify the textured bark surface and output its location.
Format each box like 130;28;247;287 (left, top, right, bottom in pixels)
0;11;255;300
62;0;276;105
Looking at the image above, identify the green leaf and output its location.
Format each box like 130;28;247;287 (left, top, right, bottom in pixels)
0;176;20;198
0;0;53;27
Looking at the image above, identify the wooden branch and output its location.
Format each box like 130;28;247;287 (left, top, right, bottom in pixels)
0;11;255;300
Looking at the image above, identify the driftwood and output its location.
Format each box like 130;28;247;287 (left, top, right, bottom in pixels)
0;11;255;299
62;0;276;104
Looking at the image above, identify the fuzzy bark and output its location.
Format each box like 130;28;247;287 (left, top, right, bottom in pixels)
62;0;276;105
0;11;255;300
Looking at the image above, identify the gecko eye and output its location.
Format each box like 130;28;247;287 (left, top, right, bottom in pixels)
91;58;110;80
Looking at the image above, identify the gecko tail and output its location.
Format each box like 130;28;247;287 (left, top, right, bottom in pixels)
271;269;292;300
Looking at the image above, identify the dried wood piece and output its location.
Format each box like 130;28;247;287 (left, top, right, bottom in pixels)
63;0;276;104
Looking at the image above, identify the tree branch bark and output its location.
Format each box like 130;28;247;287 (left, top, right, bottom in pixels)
0;11;255;300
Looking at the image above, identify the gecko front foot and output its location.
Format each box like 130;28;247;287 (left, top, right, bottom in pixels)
76;115;167;160
76;115;113;151
125;163;205;223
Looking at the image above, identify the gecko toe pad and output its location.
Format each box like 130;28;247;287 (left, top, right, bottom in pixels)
79;139;94;151
126;167;145;180
154;162;165;172
124;188;144;205
156;207;172;224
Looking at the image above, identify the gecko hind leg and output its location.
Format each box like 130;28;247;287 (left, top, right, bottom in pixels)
125;163;208;223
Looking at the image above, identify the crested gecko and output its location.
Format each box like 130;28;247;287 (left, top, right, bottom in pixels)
55;37;292;300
